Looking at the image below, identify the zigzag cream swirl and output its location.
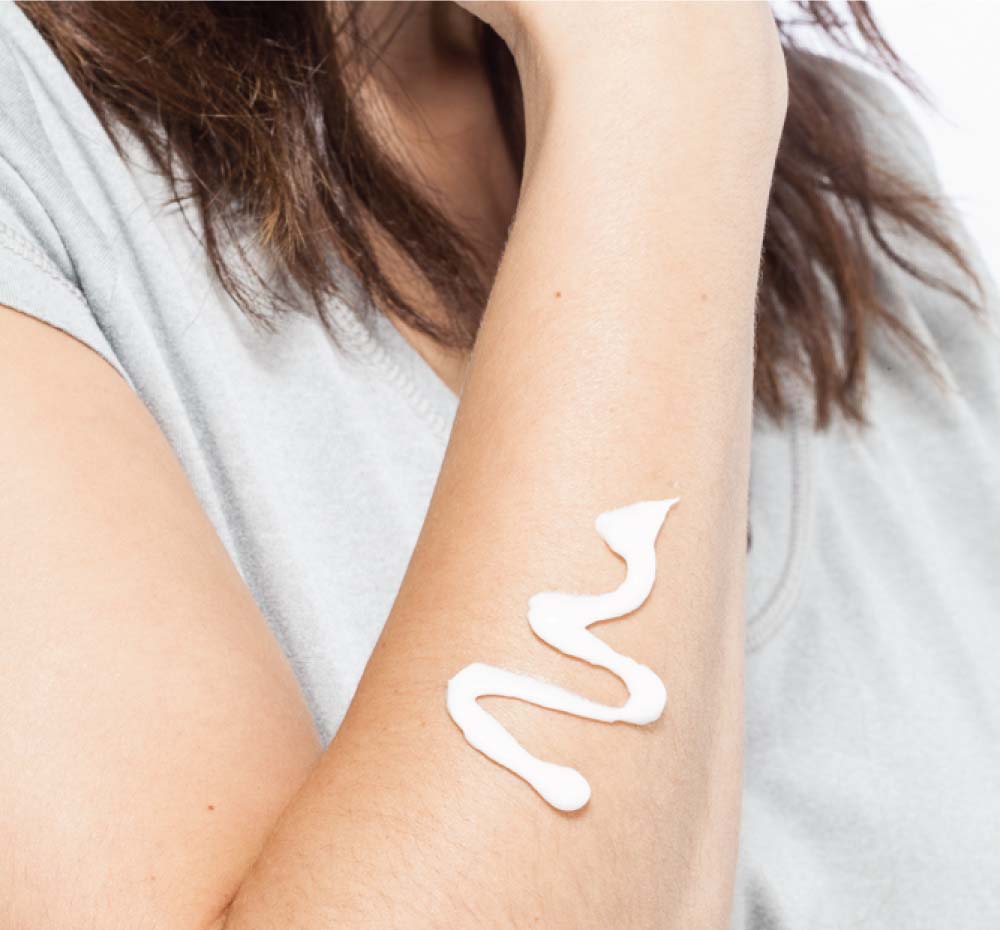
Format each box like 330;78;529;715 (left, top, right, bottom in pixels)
446;498;678;811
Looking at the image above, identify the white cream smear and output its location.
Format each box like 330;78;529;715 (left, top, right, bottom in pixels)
446;498;679;812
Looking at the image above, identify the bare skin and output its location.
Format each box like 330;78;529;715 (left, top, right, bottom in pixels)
0;3;787;929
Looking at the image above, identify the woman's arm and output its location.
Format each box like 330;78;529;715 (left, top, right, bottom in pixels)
224;6;786;928
0;5;786;930
0;303;325;929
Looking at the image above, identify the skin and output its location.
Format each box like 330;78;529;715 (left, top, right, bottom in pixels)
0;3;786;929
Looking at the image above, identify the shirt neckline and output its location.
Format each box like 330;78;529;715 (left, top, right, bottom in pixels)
324;273;459;444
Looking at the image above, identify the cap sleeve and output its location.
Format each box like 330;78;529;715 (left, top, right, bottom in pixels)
0;17;131;386
0;161;129;385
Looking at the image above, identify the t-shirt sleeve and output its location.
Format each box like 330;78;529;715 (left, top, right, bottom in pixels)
0;23;132;387
0;159;129;384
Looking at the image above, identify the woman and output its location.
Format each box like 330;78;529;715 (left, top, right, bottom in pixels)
0;1;996;927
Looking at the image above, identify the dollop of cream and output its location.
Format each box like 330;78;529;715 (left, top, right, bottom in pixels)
446;498;678;811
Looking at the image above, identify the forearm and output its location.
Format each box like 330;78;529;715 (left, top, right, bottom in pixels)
222;15;785;930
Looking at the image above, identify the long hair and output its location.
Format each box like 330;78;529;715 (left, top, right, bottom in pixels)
18;1;980;425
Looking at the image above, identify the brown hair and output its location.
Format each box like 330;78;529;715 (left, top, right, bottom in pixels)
18;1;980;425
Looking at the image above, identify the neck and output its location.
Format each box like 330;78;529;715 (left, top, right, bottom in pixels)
343;2;521;396
356;2;482;87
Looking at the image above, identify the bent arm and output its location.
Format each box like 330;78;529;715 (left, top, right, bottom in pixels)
2;7;786;930
224;9;786;929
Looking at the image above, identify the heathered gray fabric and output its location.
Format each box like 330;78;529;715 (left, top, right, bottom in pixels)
1;5;998;926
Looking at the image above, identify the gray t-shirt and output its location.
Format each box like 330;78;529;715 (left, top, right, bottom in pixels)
1;5;998;927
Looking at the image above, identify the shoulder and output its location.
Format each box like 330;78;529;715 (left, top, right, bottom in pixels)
0;3;116;258
0;3;133;380
0;3;90;163
803;53;942;196
813;56;1000;412
0;3;133;209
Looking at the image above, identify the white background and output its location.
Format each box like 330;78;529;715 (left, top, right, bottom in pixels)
878;1;1000;280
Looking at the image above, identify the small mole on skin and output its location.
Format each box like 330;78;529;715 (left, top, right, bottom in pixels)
207;804;215;811
554;290;561;298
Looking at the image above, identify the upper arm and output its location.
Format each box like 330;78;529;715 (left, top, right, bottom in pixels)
0;305;322;929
